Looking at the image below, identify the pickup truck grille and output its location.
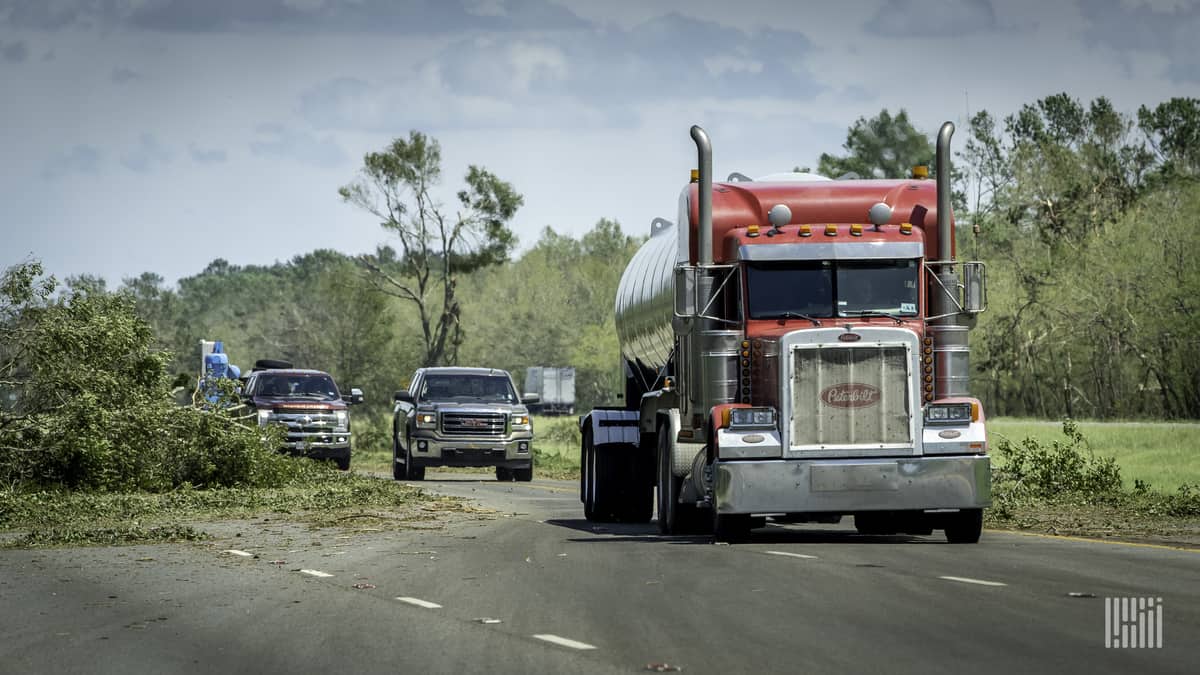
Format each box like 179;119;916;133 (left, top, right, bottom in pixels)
441;412;506;437
272;409;342;440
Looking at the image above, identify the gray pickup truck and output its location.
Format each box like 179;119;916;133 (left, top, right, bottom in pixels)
392;367;538;481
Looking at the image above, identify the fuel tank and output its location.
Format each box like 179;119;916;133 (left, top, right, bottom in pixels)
614;221;678;370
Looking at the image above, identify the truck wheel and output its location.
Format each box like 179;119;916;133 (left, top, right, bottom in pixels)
496;467;512;481
582;429;599;521
336;456;351;471
392;436;406;481
944;509;983;544
405;445;425;481
656;421;706;534
713;511;752;543
513;466;533;482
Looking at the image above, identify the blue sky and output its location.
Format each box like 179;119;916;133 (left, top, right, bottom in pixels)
1;0;1197;286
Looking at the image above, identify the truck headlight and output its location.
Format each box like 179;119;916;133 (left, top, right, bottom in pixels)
511;413;530;430
335;410;348;431
728;406;776;429
416;411;437;428
924;403;972;425
257;409;273;427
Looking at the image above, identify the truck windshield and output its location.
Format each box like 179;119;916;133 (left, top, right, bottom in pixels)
745;262;833;319
420;375;517;403
836;260;919;317
255;373;341;400
746;259;919;319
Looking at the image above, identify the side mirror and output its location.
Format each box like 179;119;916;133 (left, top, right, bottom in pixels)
347;387;364;405
674;266;697;318
394;390;413;404
962;262;987;313
521;393;541;405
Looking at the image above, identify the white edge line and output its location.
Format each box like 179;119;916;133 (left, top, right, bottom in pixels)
223;549;253;557
532;634;597;650
299;569;334;578
939;575;1006;587
765;550;818;560
395;597;442;609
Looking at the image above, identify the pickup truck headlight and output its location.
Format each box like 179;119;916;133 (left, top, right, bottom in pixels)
257;409;273;427
924;403;972;425
728;406;776;429
416;411;437;429
511;413;531;430
334;410;349;432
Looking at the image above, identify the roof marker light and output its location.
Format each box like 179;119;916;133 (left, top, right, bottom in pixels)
824;224;837;237
900;222;913;235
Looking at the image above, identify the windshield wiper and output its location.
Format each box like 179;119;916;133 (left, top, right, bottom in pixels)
842;309;907;324
774;311;822;326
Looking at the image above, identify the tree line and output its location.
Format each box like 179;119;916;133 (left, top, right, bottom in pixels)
12;94;1198;423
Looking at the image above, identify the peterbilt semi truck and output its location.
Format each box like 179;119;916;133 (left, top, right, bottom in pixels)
579;122;990;543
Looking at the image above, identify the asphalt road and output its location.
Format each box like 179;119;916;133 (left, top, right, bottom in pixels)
2;472;1197;674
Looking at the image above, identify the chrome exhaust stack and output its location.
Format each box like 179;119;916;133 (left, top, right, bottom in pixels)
691;125;713;265
930;121;968;399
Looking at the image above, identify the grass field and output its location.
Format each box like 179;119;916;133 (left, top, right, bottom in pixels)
989;418;1200;492
355;416;1198;492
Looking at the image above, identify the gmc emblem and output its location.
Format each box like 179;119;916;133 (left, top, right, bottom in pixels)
462;419;488;428
820;383;881;408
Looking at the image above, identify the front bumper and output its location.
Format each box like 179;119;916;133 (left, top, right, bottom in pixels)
409;434;533;468
279;439;350;462
713;455;990;514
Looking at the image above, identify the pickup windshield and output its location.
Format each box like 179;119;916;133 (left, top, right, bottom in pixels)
254;373;341;400
746;259;919;319
419;375;517;403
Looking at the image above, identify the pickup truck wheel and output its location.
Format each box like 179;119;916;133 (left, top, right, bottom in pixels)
404;444;425;481
944;509;983;544
496;467;512;481
392;435;406;481
513;466;533;482
336;456;350;471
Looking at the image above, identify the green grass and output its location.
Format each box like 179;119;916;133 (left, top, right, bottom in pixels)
989;418;1200;492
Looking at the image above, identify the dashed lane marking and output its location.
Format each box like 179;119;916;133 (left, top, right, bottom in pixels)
765;550;819;560
395;597;443;609
939;575;1006;587
532;634;598;650
222;550;253;557
299;569;334;578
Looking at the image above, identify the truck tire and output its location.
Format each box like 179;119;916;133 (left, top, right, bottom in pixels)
944;509;983;544
392;435;406;481
713;511;752;543
496;467;513;481
582;428;599;520
656;420;706;535
513;465;533;482
336;456;351;471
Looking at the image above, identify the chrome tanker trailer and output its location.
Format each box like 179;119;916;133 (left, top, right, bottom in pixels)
579;122;991;543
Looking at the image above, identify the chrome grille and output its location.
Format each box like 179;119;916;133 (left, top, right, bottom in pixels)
441;412;506;437
790;345;911;449
273;410;340;439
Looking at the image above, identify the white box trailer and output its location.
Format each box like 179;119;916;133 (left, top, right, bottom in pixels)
524;366;576;415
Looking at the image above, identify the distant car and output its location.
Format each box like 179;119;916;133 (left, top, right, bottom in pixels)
392;367;538;481
240;367;363;471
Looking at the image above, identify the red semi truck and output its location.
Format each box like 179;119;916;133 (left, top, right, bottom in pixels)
580;122;990;543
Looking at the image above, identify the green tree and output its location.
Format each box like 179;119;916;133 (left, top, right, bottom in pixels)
1138;97;1200;181
339;131;523;367
817;109;933;180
